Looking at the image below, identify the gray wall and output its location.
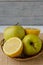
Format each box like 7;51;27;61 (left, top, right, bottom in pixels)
0;1;43;25
0;0;43;2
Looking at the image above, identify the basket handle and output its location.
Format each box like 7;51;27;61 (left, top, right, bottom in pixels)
0;39;5;51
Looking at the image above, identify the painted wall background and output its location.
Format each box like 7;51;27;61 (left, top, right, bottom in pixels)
0;1;43;25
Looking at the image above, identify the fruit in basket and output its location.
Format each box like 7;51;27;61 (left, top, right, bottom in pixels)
3;37;23;57
23;34;42;56
25;28;40;35
4;25;25;41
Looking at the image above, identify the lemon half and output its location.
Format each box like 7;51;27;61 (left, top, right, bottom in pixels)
25;28;40;35
3;37;23;57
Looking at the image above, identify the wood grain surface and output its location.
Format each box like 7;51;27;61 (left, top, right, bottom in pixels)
0;33;43;65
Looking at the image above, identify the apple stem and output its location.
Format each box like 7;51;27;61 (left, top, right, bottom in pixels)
30;41;33;45
30;41;36;49
15;22;21;26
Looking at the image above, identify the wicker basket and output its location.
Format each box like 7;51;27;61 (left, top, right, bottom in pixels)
0;39;43;61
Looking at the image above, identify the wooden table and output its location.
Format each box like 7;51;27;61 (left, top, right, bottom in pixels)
0;33;43;65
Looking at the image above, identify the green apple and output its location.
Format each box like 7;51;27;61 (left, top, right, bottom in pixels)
4;25;25;41
23;34;42;55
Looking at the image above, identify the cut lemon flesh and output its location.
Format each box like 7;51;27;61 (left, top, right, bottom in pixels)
3;37;23;57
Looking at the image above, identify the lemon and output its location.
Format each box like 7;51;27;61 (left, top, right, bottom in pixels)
3;37;23;57
25;28;40;36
